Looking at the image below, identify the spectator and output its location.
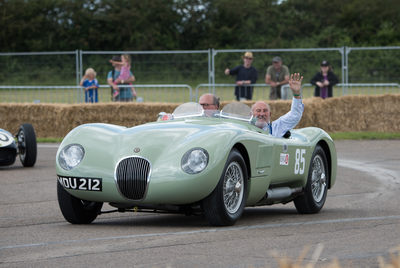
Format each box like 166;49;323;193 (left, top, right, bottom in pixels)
107;55;136;102
109;54;136;99
198;93;220;110
80;68;99;103
252;73;304;137
310;60;339;99
265;56;290;100
224;52;258;101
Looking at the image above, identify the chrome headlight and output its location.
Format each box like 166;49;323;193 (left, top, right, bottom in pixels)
58;144;85;170
181;148;209;174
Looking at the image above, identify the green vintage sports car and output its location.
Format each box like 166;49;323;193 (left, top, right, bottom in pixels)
56;102;337;226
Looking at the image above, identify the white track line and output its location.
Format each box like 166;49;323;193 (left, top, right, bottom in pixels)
1;215;400;250
338;159;399;186
38;143;60;148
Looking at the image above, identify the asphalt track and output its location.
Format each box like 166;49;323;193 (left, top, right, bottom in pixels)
1;140;400;267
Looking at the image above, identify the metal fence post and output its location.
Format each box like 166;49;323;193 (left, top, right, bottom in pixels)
340;46;346;96
77;49;82;103
208;48;212;86
211;48;216;95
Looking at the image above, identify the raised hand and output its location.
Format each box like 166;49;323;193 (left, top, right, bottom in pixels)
289;73;303;96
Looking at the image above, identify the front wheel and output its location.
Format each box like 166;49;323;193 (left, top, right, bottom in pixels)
17;123;37;167
57;182;103;224
202;149;248;226
294;145;328;214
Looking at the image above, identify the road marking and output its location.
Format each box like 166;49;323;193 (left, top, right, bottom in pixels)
2;215;400;250
338;158;399;186
38;143;60;149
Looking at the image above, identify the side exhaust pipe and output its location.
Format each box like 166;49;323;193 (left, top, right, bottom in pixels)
256;187;303;205
266;187;303;201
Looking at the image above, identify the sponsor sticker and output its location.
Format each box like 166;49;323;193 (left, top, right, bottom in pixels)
58;176;102;191
280;153;289;166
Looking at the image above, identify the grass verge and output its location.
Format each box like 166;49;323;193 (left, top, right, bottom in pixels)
329;132;400;140
37;137;64;143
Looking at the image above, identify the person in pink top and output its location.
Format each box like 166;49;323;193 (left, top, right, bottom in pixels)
109;54;136;98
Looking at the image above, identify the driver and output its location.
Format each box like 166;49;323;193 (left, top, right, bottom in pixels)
199;93;220;110
251;73;304;137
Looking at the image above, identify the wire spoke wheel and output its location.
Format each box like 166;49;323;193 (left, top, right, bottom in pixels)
294;145;329;214
223;162;244;214
202;149;248;226
311;155;327;203
17;124;37;167
17;129;27;162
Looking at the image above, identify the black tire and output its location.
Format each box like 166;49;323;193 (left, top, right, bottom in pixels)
17;123;37;167
294;145;329;214
57;182;103;224
202;149;248;226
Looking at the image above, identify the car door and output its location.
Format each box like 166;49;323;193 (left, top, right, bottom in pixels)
268;134;311;185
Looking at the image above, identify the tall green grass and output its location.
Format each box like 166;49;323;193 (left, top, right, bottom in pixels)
2;85;397;104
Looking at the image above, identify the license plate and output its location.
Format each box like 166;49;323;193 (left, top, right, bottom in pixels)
58;176;102;191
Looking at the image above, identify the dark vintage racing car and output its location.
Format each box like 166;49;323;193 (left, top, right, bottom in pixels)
56;102;337;226
0;123;37;167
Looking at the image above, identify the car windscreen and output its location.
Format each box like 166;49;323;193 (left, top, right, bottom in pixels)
220;102;252;121
168;102;252;122
172;102;204;118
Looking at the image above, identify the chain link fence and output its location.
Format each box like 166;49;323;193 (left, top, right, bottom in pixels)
0;47;399;103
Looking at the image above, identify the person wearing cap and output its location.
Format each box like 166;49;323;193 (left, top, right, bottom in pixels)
310;60;339;99
224;52;258;101
252;73;304;137
265;56;290;100
107;55;136;102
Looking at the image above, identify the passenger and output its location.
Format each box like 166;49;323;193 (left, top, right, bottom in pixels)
251;73;304;137
199;93;220;110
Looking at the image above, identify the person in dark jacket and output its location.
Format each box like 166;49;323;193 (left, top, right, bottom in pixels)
225;52;258;101
310;60;339;99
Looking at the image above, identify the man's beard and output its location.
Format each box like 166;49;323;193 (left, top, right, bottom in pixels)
255;116;267;129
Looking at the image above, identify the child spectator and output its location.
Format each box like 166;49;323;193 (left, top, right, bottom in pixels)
80;68;99;103
109;54;136;98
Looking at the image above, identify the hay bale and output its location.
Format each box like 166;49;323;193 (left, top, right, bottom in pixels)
1;94;399;138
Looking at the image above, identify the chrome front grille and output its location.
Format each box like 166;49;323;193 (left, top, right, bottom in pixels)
115;157;151;200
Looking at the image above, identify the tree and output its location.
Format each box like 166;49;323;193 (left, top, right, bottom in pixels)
0;0;399;52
